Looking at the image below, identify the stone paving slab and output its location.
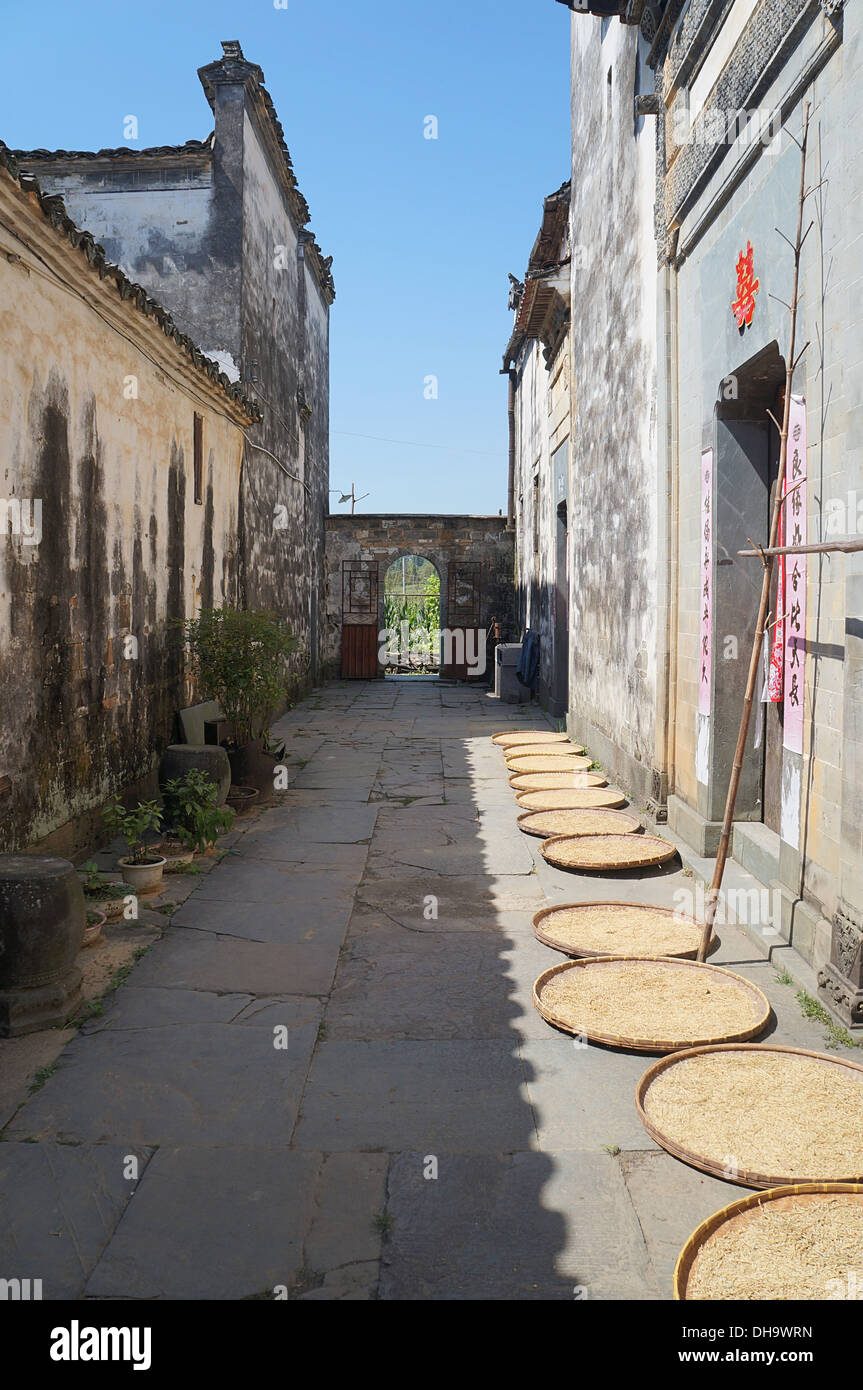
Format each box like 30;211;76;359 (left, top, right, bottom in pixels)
355;873;547;921
0;1028;77;1130
128;928;340;996
0;1141;153;1299
442;779;521;806
620;1150;740;1299
7;1013;319;1147
372;779;446;801
82;986;254;1032
84;1148;320;1300
170;889;355;950
294;1040;535;1153
519;1037;663;1154
189;859;363;906
3;677;847;1301
379;1150;659;1300
326;927;551;1042
364;825;536;879
239;806;378;847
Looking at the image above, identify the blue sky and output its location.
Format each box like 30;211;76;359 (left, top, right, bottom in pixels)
1;0;571;515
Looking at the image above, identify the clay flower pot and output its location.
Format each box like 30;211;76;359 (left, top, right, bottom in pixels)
118;856;167;895
226;785;259;815
83;909;106;948
154;838;196;872
98;895;127;922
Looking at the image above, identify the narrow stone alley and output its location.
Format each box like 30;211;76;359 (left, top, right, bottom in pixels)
2;679;857;1301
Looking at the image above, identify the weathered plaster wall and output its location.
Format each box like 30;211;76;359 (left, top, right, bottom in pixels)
567;16;661;801
302;249;331;679
512;336;571;711
25;150;243;380
17;45;333;687
324;516;515;677
238;107;329;686
663;0;862;976
0;165;250;855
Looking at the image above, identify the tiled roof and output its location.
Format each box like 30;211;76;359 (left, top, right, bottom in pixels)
502;181;571;369
11;137;214;162
0;141;261;422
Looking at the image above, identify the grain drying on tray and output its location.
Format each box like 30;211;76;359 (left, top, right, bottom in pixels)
686;1196;863;1300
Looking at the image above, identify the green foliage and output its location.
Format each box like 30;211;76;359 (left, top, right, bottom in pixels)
29;1064;57;1093
102;799;163;865
162;769;235;854
795;989;861;1050
80;861;128;898
180;606;299;746
384;557;440;655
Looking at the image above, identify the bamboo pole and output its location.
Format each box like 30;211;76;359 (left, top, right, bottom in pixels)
697;103;811;961
738;538;863;558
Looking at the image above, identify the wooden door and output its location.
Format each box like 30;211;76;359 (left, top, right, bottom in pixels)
341;560;380;679
341;624;379;679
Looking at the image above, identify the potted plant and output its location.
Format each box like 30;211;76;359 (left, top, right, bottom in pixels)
179;607;298;789
161;769;235;856
102;799;165;894
83;906;106;947
79;860;130;922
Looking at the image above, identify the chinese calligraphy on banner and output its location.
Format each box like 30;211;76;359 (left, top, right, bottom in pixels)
768;495;784;701
699;448;713;716
783;396;807;753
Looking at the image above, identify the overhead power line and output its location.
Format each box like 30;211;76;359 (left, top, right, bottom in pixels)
332;429;499;457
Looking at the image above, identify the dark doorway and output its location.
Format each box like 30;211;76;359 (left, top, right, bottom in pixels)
713;343;786;830
552;498;569;716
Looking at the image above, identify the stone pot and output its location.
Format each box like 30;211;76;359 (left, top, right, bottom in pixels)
226;785;260;815
227;739;279;793
0;855;84;1036
118;856;166;895
158;744;231;806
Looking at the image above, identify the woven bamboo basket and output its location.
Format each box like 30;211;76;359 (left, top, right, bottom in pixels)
500;742;586;760
533;900;711;960
506;754;593;774
515;786;624;810
540;832;679;872
491;730;570;748
638;1043;863;1188
518;807;642;839
533;956;770;1052
673;1183;863;1300
509;771;610;792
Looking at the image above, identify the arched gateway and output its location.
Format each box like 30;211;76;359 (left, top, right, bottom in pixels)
323;514;516;682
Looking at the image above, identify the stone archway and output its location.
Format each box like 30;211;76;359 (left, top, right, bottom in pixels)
323;514;516;681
